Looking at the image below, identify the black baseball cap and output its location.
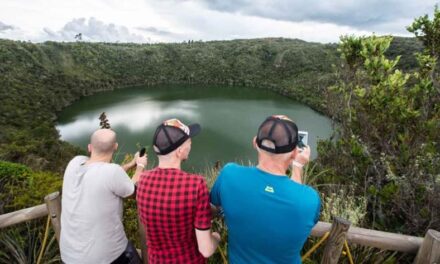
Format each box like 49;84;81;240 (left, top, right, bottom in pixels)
256;115;299;154
153;118;201;155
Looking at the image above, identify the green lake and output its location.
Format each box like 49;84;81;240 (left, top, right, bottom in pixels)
57;85;333;172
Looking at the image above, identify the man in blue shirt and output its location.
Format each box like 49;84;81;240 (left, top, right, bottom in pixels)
210;115;321;264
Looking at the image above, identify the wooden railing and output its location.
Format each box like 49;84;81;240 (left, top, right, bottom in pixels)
0;192;439;263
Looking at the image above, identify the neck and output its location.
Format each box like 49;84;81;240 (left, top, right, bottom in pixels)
87;153;113;164
158;158;182;170
257;158;289;176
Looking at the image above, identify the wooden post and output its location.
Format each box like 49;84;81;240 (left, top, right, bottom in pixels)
44;192;62;243
138;216;148;264
413;229;440;264
321;217;351;264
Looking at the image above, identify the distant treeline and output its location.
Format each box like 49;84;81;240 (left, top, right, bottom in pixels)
0;37;422;171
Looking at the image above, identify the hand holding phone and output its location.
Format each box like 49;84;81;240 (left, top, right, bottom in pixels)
292;145;311;170
136;147;147;168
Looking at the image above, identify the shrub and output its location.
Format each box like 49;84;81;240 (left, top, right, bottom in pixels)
0;161;62;213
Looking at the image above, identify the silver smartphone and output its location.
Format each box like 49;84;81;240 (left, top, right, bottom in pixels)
298;131;308;148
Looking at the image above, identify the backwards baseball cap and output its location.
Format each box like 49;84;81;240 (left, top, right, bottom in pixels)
256;115;299;154
153;118;201;155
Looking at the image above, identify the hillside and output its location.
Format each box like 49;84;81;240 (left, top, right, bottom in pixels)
0;37;422;171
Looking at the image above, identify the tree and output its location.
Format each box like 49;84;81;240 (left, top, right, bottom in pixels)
75;33;82;41
407;5;440;59
99;112;111;129
319;9;440;235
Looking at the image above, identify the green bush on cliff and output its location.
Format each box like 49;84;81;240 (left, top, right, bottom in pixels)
318;9;440;236
0;161;62;214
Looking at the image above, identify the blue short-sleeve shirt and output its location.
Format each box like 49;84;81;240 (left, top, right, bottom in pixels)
210;163;320;264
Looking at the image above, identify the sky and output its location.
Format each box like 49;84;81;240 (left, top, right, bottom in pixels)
0;0;438;44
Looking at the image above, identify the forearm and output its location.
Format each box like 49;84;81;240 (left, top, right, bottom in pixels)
291;146;310;184
121;161;136;172
195;229;221;258
204;232;220;257
131;165;144;185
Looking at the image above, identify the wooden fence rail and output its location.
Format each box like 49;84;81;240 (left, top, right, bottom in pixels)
0;203;47;228
0;192;438;263
311;221;424;253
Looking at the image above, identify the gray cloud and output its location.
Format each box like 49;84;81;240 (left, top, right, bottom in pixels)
0;21;15;31
136;26;176;37
197;0;438;31
42;17;146;42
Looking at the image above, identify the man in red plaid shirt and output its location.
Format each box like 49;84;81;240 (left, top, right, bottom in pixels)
136;118;220;264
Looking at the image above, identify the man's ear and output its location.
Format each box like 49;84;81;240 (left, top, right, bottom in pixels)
87;144;92;153
114;142;119;151
175;146;183;158
252;136;257;149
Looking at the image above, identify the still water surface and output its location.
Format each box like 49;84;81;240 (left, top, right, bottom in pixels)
57;85;332;171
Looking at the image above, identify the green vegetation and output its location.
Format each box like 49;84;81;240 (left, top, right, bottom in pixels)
0;36;421;172
0;161;62;263
317;8;440;238
0;161;62;214
0;222;60;264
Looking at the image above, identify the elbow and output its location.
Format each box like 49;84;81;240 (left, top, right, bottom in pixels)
198;246;215;258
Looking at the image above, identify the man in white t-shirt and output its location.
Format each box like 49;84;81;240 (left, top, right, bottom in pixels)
60;129;147;264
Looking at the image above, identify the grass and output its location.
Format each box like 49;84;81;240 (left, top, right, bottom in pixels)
0;221;60;264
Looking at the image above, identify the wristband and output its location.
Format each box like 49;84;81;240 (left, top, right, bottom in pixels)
136;163;145;168
292;160;304;168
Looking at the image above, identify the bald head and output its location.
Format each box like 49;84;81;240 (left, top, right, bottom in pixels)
90;129;117;155
253;136;295;164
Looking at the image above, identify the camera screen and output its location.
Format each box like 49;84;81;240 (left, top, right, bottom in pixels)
298;131;308;148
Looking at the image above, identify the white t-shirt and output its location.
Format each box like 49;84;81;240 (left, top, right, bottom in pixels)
60;156;135;264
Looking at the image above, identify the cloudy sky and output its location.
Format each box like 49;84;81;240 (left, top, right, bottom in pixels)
0;0;438;44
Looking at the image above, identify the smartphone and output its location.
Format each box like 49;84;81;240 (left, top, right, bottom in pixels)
139;147;146;157
298;131;308;148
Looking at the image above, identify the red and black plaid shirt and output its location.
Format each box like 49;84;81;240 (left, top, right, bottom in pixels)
136;167;212;264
